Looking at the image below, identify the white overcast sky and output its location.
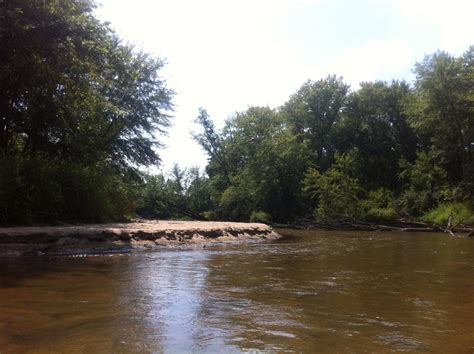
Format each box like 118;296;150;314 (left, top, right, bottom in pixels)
95;0;474;172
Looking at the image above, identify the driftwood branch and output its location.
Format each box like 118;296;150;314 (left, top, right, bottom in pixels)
443;212;466;237
444;213;456;237
273;218;473;236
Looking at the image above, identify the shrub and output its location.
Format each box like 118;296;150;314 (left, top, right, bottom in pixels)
0;156;33;224
365;207;398;222
0;155;135;225
397;151;448;216
219;185;253;221
360;188;398;222
423;202;474;226
361;188;393;209
250;211;272;224
202;210;216;221
302;153;362;221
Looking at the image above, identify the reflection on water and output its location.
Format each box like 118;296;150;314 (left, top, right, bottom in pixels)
1;230;473;352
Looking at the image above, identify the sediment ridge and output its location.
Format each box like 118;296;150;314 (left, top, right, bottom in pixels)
0;220;280;257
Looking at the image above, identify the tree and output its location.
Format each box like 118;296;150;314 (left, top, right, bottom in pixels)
192;108;231;204
0;0;173;224
282;75;349;171
397;151;448;216
335;81;418;190
0;0;173;166
137;165;212;220
194;107;309;222
409;48;474;188
185;167;213;216
192;108;223;163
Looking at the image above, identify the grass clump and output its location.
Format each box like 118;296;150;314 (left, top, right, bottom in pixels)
365;207;398;222
423;202;474;226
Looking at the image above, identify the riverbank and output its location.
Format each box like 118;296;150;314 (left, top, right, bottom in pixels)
0;221;280;257
273;220;474;236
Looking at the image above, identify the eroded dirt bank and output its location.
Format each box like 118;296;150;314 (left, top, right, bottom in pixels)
0;221;280;257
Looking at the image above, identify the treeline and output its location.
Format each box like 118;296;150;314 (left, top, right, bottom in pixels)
142;47;474;226
1;1;472;227
0;0;173;224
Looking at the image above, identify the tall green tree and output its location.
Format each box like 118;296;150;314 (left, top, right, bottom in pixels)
409;48;474;188
194;107;308;222
0;0;173;224
335;81;418;190
192;108;230;200
282;75;349;171
0;0;173;166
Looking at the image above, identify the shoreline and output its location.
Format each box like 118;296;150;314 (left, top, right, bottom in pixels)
272;220;474;236
0;220;281;257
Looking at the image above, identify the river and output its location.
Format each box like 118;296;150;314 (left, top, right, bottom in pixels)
1;230;473;352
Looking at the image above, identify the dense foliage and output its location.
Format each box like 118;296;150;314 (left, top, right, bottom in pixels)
183;48;473;224
0;0;172;224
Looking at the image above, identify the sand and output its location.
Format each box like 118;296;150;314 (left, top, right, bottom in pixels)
0;220;280;256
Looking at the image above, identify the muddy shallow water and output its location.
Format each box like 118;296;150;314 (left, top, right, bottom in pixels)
1;230;473;352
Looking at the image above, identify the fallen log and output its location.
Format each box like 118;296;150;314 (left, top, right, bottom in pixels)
273;219;472;235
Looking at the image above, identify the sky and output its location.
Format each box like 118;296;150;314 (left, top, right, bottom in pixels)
95;0;474;172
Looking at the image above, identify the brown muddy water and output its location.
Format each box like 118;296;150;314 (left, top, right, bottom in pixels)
0;230;473;353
